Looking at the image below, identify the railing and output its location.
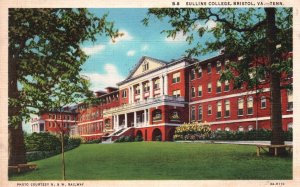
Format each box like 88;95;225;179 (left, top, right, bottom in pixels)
103;95;185;115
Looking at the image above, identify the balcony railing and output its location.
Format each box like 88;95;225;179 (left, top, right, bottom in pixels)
103;95;185;115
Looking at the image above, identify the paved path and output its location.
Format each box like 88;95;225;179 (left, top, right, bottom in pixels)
176;140;293;145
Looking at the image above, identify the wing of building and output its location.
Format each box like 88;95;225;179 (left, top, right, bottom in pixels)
31;54;293;142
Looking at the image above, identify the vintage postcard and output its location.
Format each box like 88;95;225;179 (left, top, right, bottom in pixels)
0;0;299;187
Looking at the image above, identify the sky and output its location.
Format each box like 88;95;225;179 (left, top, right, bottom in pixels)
80;8;217;92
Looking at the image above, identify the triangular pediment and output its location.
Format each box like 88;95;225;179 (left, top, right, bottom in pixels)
127;57;167;79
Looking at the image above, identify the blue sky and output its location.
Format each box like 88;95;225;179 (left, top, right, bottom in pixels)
80;8;217;91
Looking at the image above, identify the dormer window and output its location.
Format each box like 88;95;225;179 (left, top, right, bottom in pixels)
142;61;149;72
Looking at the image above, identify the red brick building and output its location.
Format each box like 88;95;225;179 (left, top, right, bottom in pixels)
32;54;293;141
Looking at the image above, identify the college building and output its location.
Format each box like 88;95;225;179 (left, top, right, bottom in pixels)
29;53;293;142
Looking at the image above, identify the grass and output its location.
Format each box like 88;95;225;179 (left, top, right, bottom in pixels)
10;142;292;180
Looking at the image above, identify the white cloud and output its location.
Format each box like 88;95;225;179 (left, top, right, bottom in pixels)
82;64;124;92
110;30;133;44
82;44;105;55
141;44;149;51
194;20;217;30
165;31;187;42
127;50;136;57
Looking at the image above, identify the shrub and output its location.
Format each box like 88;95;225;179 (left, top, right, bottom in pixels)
134;135;143;142
84;138;102;144
174;122;212;141
25;132;61;152
115;136;134;143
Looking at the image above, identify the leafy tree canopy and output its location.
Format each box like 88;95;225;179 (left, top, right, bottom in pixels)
143;8;292;90
9;8;121;126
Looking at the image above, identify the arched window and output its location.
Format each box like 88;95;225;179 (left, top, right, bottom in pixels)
238;126;244;132
225;127;230;131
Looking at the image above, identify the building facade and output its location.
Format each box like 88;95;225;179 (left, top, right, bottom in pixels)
33;54;293;141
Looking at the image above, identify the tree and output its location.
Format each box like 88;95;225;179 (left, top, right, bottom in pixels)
46;75;92;180
9;8;121;166
143;8;292;150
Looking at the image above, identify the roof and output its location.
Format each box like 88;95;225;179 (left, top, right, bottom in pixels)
124;56;169;80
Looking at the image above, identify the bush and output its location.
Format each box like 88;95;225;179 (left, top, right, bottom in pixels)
25;133;82;162
25;132;61;152
115;136;134;143
174;122;212;141
83;138;102;144
174;126;293;141
134;135;143;142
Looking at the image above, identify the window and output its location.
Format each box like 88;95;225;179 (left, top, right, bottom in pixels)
122;90;127;98
135;86;140;95
217;101;222;118
238;98;244;116
225;127;230;131
172;90;181;97
198;85;202;97
261;96;266;109
207;63;212;73
247;97;254;115
154;79;160;89
225;100;230;117
224;80;229;92
248;125;254;131
142;61;149;71
191;87;196;98
172;72;180;83
153;109;162;121
238;126;244;132
198;105;203;121
216;61;222;73
191;106;196;121
208;105;212;115
191;69;196;80
144;82;149;92
197;66;202;78
287;90;293;111
216;80;222;93
207;82;212;93
216;128;221;131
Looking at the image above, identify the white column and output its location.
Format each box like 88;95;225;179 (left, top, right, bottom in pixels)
160;76;163;96
128;86;132;104
116;115;119;128
131;86;134;103
144;109;147;126
140;82;144;101
125;113;128;128
148;109;151;125
164;74;168;96
149;79;153;99
134;111;137;127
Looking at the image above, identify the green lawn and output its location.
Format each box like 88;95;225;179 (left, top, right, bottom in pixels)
10;142;292;180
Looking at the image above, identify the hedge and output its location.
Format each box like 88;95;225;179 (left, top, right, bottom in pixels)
25;133;82;162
